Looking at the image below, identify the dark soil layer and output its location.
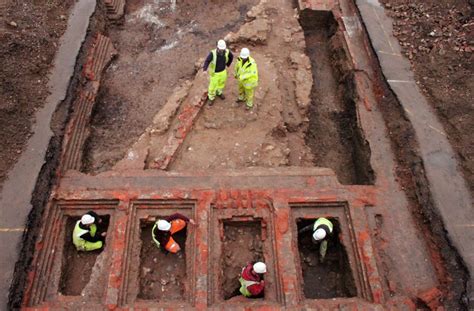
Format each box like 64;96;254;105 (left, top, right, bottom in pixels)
379;0;474;195
0;0;73;188
59;216;109;296
300;11;373;185
297;219;356;299
138;222;187;301
84;0;258;173
222;221;263;300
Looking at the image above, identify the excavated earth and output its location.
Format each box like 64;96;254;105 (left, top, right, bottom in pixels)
84;0;260;173
4;0;473;309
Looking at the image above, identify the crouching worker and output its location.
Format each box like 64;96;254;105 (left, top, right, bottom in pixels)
152;213;195;254
73;211;107;252
299;217;334;262
239;261;266;298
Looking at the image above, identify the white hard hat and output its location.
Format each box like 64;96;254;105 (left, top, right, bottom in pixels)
157;219;171;231
240;48;250;59
253;262;267;274
217;39;226;50
81;214;95;225
313;228;327;241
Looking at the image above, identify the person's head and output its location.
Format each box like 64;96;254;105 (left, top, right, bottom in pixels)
217;39;226;54
240;48;250;59
253;262;267;274
81;214;95;227
313;228;327;241
156;219;171;231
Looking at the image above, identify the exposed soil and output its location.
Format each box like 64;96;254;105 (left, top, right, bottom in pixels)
360;8;470;307
222;221;263;300
138;222;187;301
296;219;356;299
379;0;474;195
59;216;109;296
84;0;259;173
0;0;73;189
373;73;469;309
299;11;374;185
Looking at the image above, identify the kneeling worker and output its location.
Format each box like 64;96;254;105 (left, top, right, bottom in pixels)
73;211;107;252
152;213;195;254
299;217;334;262
239;261;266;298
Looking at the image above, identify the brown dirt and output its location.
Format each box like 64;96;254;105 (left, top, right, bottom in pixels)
84;0;259;173
137;222;187;301
296;219;356;299
379;0;474;195
221;221;263;300
59;216;109;296
299;11;374;185
100;0;375;186
0;0;73;189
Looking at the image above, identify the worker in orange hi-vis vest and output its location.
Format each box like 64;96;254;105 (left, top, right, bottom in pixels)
152;213;195;253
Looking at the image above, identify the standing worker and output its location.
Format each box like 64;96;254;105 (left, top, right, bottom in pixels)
234;48;258;110
203;39;234;106
152;213;195;254
239;261;266;298
299;217;334;262
72;211;107;252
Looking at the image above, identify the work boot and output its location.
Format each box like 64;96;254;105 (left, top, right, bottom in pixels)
208;98;215;106
236;98;245;104
217;93;226;100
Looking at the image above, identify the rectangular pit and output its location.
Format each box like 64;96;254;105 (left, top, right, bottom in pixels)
137;221;187;301
291;203;374;302
209;202;281;307
299;10;374;185
221;221;264;300
121;201;195;307
59;215;110;296
296;218;356;299
25;201;118;307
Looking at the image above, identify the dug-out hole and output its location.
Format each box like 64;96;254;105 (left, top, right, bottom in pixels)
137;221;187;301
299;10;374;185
222;221;264;300
59;214;110;296
296;218;356;299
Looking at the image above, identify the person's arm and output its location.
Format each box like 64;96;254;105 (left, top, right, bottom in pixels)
298;224;313;234
234;59;240;78
203;52;213;71
166;213;190;222
247;281;265;297
79;231;103;242
227;50;234;67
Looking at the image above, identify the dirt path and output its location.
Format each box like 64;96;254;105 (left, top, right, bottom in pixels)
0;0;73;188
380;0;474;194
171;0;316;171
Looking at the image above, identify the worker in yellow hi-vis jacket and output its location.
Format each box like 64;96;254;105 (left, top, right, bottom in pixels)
234;48;259;110
203;39;234;106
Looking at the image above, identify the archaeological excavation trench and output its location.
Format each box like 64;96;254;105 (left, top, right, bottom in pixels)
12;0;469;309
